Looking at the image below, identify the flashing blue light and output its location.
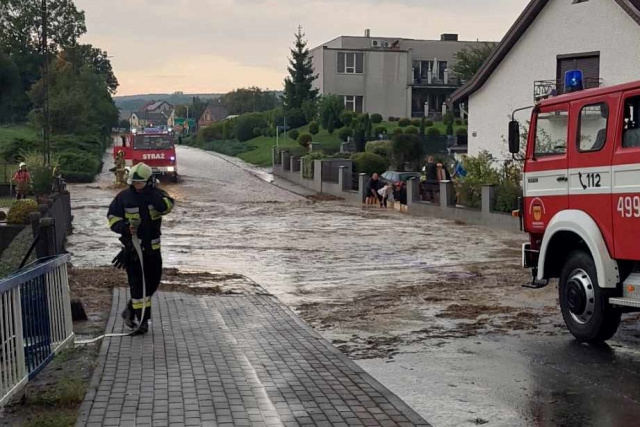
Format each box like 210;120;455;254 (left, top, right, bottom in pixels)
565;69;584;93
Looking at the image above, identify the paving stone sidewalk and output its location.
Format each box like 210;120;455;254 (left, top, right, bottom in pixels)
76;289;431;427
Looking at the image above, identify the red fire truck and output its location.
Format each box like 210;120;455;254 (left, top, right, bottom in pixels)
510;77;640;343
114;128;178;182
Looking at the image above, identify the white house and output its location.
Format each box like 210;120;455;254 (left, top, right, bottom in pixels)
451;0;640;160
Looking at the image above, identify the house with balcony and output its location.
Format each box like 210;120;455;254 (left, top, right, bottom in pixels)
450;0;640;160
310;32;488;119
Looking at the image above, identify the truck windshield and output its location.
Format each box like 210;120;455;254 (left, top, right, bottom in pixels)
134;134;173;150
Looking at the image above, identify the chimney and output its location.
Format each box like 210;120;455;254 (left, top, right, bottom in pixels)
364;29;371;38
440;33;459;42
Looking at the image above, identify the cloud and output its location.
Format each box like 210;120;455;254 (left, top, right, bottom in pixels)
74;0;530;95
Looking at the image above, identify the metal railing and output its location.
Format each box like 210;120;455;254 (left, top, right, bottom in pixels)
0;254;74;406
0;163;13;184
533;78;603;101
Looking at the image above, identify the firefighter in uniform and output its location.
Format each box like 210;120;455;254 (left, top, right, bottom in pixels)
114;150;127;185
108;163;174;334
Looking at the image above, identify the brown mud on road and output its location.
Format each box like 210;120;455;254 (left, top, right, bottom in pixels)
297;260;563;360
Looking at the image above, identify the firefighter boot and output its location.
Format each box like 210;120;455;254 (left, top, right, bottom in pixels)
133;319;149;336
121;300;136;329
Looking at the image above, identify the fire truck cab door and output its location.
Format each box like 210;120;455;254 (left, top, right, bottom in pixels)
524;104;570;232
567;96;615;252
612;90;640;260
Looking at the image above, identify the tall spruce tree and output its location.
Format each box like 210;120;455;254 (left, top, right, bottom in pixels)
283;26;318;113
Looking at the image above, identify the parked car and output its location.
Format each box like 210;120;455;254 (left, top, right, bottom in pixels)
379;171;421;185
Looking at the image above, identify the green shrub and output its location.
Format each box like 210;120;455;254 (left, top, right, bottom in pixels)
410;119;421;127
338;127;353;142
253;127;263;137
365;140;393;160
298;133;313;148
235;113;267;142
285;108;307;128
58;151;100;180
492;160;523;213
0;138;41;163
392;134;422;172
374;126;387;137
302;151;326;179
266;127;276;137
351;152;388;176
405;126;419;135
7;199;38;224
443;112;455;125
309;121;320;135
289;129;300;141
393;128;404;136
456;127;468;136
426;127;441;137
370;113;383;124
198;124;223;142
21;152;55;196
425;120;434;127
388;116;399;122
341;111;355;127
455;119;463;126
398;118;410;127
464;119;469;126
456;151;499;208
446;121;454;136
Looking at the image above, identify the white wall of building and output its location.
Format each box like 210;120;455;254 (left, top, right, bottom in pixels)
319;48;410;118
468;0;640;160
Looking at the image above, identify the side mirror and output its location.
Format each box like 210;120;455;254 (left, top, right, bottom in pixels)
508;120;520;154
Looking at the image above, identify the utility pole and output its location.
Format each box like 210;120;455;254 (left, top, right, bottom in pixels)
41;0;50;166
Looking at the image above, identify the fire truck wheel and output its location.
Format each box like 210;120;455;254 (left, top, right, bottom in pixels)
559;250;621;343
171;173;178;183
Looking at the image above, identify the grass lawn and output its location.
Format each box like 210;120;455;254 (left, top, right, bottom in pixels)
238;124;343;167
0;124;39;145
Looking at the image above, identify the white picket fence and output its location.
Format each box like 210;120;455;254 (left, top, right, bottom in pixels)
0;254;74;406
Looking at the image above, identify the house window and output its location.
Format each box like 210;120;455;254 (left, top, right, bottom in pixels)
338;52;364;74
577;103;608;152
344;96;363;114
557;53;600;93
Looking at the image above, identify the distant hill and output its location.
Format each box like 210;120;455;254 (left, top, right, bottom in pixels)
114;93;223;112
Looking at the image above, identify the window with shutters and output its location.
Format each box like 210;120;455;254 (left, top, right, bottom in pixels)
337;52;364;74
344;96;364;113
556;53;600;94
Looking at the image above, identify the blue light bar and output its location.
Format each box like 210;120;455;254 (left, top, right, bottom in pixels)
565;69;584;93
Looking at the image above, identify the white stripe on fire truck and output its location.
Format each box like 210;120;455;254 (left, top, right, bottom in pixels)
524;164;640;197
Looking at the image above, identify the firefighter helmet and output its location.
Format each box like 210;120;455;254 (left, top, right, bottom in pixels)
19;162;26;168
127;163;153;184
117;150;125;157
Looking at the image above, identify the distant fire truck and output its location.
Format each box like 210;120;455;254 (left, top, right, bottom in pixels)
114;128;178;182
510;72;640;343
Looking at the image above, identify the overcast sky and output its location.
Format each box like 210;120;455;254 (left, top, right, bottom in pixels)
74;0;530;96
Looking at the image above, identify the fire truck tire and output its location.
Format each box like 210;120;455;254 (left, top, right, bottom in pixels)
559;250;621;343
171;173;178;183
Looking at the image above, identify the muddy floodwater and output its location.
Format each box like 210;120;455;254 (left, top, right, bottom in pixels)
67;146;640;426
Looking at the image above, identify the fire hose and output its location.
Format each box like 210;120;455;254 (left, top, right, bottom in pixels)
75;235;147;345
